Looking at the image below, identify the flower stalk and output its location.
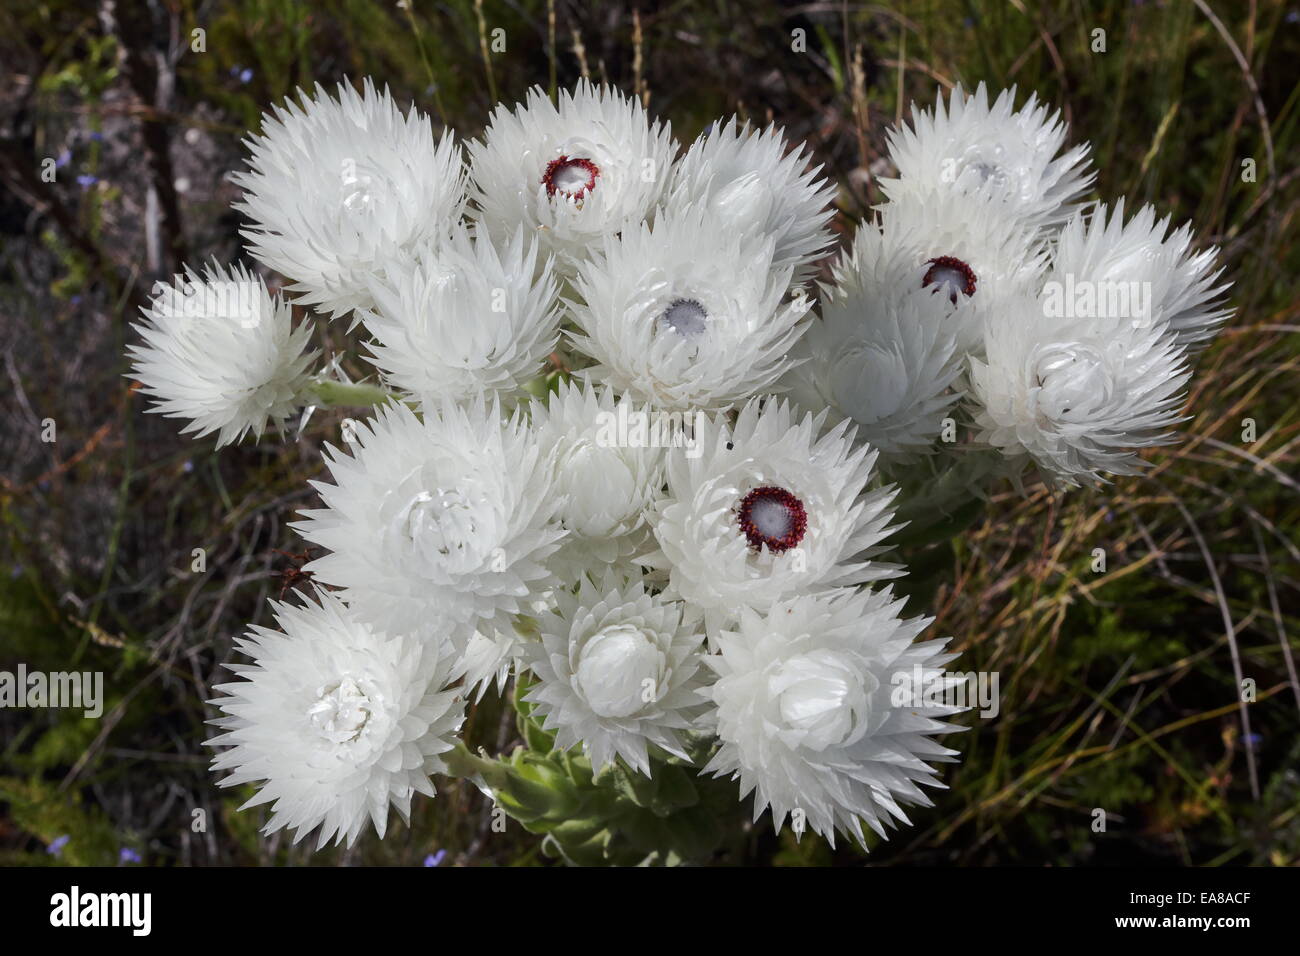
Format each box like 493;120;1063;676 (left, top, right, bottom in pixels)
304;379;395;408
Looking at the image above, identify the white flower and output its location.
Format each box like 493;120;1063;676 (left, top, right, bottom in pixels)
458;625;525;700
467;81;677;270
127;262;316;447
875;188;1048;353
358;224;560;405
881;82;1094;232
666;117;836;285
234;79;466;320
643;398;900;636
523;570;707;774
569;204;810;411
206;588;465;849
705;588;964;848
529;381;666;578
783;226;964;463
1046;200;1231;352
293;399;564;655
970;295;1191;486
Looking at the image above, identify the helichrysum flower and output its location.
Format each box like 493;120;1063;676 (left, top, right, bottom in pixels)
1045;200;1232;353
358;223;560;406
293;398;564;656
568;204;810;411
529;381;666;578
523;570;707;774
145;74;1236;856
467;80;677;270
207;588;465;849
970;295;1191;486
881;82;1094;232
666;117;836;285
704;588;964;848
875;188;1048;353
127;262;316;447
783;226;964;463
234;79;466;320
643;398;900;636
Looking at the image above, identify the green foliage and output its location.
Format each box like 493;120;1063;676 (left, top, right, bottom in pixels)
483;743;735;866
0;568;58;663
0;777;120;866
38;32;118;100
498;674;734;865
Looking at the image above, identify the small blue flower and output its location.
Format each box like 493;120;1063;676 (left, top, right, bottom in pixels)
119;847;142;864
423;849;447;867
76;174;98;188
182;459;194;473
1246;732;1263;751
47;835;70;856
88;132;104;142
239;68;254;84
56;150;72;168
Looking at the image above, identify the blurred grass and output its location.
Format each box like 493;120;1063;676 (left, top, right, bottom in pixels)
0;0;1297;865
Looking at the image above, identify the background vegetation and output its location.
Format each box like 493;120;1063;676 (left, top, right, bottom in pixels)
1;0;1298;866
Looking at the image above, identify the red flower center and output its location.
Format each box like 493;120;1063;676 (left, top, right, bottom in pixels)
737;486;808;553
542;156;600;199
922;255;977;303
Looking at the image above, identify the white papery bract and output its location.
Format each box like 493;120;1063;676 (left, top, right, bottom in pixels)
705;588;964;848
970;295;1191;486
359;224;560;406
784;226;964;463
524;571;707;774
206;588;464;849
881;82;1094;232
467;81;677;270
1046;200;1232;353
458;625;527;701
529;381;666;578
292;399;564;679
569;204;810;411
127;262;316;447
666;117;836;286
643;398;899;637
234;79;465;320
876;188;1048;352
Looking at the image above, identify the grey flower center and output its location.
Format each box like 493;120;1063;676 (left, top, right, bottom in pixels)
658;298;708;337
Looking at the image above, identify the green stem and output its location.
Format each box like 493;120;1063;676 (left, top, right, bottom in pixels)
305;380;394;408
442;741;511;789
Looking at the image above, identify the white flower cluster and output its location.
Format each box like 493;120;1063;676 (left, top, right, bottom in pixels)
127;78;1228;853
787;84;1230;484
